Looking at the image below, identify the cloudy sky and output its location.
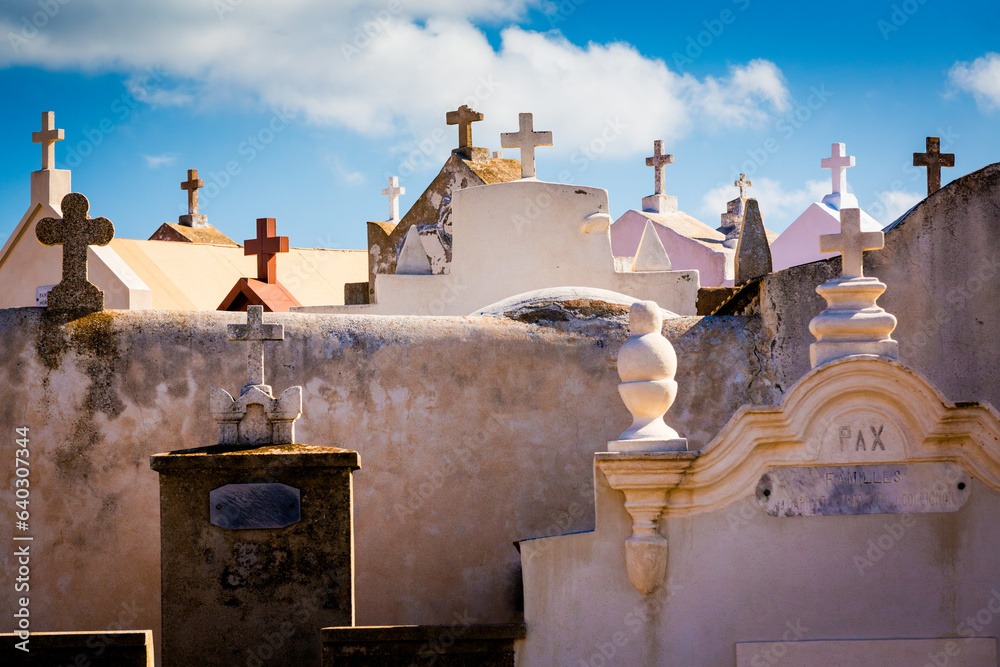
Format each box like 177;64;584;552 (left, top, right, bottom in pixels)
0;0;997;249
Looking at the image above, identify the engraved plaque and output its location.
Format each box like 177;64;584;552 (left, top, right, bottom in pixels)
210;483;301;529
756;463;970;517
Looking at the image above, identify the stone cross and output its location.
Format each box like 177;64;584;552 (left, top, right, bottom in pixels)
32;111;64;170
821;143;855;197
913;136;955;195
35;192;115;312
500;113;553;179
181;169;204;215
819;208;884;279
227;305;284;394
382;176;405;222
244;218;289;284
446;105;484;150
735;173;751;199
645;141;674;195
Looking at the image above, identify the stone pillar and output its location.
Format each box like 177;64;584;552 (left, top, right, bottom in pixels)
150;444;360;666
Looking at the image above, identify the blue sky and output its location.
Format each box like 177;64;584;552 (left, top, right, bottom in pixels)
0;0;997;250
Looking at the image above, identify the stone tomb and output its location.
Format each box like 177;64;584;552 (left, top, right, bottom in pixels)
150;307;360;665
0;630;153;666
519;351;1000;665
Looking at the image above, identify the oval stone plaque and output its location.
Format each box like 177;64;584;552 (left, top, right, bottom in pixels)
210;483;301;529
756;463;970;517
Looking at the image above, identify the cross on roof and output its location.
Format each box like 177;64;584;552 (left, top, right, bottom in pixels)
244;218;289;284
735;173;751;199
32;111;64;170
500;113;553;179
181;169;204;216
35;192;115;312
446;105;484;150
913;136;955;195
382;176;405;222
645;140;674;195
819;208;884;279
228;305;284;392
821;143;855;196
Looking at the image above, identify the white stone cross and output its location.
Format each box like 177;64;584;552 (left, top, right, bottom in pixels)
32;111;64;170
645;140;674;195
735;173;751;199
819;208;884;279
500;113;553;179
382;176;405;222
228;305;284;393
821;143;855;197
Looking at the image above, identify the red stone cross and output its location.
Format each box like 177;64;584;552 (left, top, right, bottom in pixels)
244;218;289;284
181;169;204;215
913;137;954;196
446;105;484;150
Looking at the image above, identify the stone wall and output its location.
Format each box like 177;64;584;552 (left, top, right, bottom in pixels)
0;307;763;657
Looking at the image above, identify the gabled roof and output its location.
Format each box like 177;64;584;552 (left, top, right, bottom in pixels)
218;277;301;312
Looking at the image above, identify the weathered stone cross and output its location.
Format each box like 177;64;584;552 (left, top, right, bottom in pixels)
32;111;64;170
228;305;284;393
382;176;405;222
35;192;115;312
181;169;204;215
913;136;954;195
819;208;884;279
244;218;289;284
645;141;674;195
446;105;484;150
501;113;553;179
821;143;855;197
735;173;751;199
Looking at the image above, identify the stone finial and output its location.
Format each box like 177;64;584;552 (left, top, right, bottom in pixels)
382;176;405;222
32;111;64;171
500;113;553;179
179;169;208;228
734;199;773;285
809;208;898;368
720;174;751;247
631;220;672;272
35;192;114;313
211;306;302;445
820;143;859;210
641;140;677;214
609;300;687;452
244;218;289;284
913;136;954;196
396;226;432;275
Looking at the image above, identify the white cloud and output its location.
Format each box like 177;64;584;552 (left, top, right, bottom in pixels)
699;177;829;231
0;2;791;168
949;52;1000;112
867;189;922;226
327;155;366;186
143;153;178;168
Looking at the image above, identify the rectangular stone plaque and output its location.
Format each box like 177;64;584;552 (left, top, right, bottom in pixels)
756;463;970;517
210;482;300;529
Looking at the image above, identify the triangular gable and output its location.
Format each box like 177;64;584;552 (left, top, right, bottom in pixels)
218;277;302;312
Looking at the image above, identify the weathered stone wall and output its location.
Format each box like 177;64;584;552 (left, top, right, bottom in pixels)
756;162;1000;404
0;307;762;657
